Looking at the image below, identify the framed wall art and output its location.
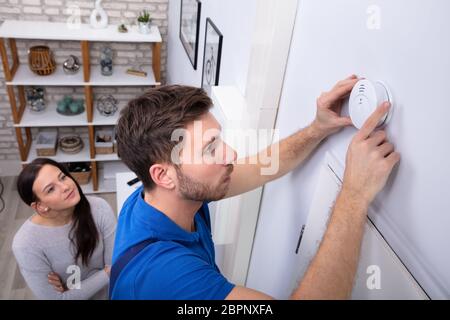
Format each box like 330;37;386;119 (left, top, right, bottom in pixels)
179;0;202;69
201;18;223;96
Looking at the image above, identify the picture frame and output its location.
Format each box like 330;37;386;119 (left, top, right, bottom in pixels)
179;0;202;69
201;18;223;96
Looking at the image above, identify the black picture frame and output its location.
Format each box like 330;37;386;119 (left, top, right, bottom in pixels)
201;18;223;96
179;0;201;69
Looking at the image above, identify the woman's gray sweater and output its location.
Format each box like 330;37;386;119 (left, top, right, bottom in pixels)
12;196;116;300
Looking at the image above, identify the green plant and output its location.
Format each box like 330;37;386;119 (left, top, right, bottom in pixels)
137;10;151;23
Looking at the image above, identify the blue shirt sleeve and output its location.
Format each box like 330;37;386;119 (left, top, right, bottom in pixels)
134;243;235;300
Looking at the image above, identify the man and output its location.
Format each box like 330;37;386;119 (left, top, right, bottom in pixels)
111;75;400;299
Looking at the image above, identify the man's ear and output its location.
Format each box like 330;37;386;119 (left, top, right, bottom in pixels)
149;164;175;190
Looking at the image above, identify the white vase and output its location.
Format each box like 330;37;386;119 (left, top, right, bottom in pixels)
90;0;108;29
138;21;151;34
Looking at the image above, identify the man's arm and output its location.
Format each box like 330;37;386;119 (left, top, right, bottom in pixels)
292;102;399;299
224;75;358;199
225;188;367;301
226;102;400;300
291;187;368;299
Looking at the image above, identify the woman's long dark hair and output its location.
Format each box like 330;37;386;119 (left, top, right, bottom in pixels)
17;158;98;266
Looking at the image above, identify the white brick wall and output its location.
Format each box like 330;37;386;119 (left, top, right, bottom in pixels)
0;0;168;160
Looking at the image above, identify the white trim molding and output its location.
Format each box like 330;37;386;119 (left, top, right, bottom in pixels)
210;0;299;286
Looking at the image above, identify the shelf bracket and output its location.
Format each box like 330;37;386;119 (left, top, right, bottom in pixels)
85;85;93;123
152;42;161;84
0;38;19;82
91;161;98;191
88;125;96;159
15;127;32;162
81;41;90;82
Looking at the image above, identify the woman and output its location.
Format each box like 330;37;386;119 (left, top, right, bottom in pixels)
12;158;116;300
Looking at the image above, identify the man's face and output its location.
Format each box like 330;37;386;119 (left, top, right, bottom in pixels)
174;112;237;201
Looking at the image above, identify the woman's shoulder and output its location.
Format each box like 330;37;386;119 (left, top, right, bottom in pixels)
86;196;116;226
86;195;110;211
12;219;42;251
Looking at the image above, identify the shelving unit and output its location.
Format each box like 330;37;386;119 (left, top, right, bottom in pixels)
0;20;162;193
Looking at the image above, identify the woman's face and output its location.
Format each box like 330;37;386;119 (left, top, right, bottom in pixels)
31;164;81;214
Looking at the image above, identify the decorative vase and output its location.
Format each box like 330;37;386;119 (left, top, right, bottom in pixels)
63;55;81;75
100;46;113;76
57;100;67;113
96;95;118;116
69;101;81;114
90;0;108;29
56;96;85;115
118;23;128;33
28;46;56;76
26;87;46;112
138;21;151;34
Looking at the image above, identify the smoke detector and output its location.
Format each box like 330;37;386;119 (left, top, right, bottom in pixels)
349;79;394;129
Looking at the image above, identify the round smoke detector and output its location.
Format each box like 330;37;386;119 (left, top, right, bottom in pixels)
349;79;394;129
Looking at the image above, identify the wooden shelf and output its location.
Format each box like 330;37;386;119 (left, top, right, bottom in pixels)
0;20;162;43
0;20;161;192
15;101;125;127
23;137;121;164
23;137;91;164
14;102;87;127
89;65;159;86
6;65;159;86
94;153;120;161
6;64;85;86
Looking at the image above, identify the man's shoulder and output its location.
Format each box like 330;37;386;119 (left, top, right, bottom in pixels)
138;240;194;263
127;241;225;298
126;240;202;278
114;241;195;291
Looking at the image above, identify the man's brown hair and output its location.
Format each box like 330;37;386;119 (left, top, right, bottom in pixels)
116;85;212;190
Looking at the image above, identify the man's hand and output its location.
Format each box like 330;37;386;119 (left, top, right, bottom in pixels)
343;101;401;205
48;272;67;293
312;75;359;137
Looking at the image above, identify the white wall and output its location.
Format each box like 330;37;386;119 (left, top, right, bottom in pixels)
166;0;259;282
248;0;450;299
167;0;256;94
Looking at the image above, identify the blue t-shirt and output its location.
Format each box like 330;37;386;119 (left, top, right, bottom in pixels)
111;186;235;300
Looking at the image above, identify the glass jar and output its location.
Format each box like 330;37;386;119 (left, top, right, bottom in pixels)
26;87;46;112
100;46;113;76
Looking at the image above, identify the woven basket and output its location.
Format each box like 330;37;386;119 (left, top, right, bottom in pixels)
28;46;56;76
59;135;84;154
37;148;56;157
70;170;91;185
96;145;114;154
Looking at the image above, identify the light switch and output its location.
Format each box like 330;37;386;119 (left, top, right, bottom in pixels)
349;79;394;129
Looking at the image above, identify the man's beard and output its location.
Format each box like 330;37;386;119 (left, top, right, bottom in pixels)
175;165;233;202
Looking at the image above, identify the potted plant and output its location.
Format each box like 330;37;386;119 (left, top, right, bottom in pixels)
137;10;152;34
